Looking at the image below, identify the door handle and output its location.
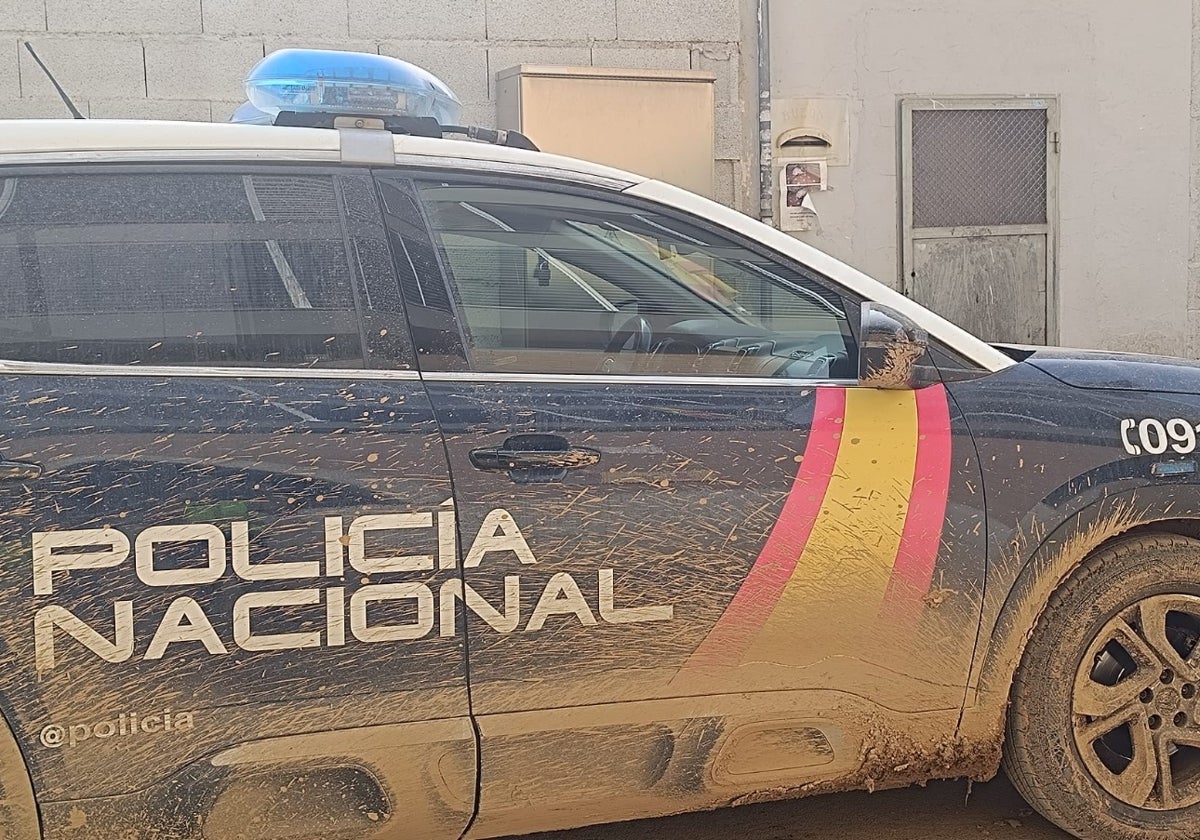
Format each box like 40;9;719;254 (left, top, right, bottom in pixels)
469;434;600;483
470;447;602;471
0;460;42;481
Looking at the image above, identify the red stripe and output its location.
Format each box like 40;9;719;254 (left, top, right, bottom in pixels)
880;384;953;622
685;387;846;668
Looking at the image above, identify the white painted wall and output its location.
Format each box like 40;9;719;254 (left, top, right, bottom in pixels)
771;0;1194;355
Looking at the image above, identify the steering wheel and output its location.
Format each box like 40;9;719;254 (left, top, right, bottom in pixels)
604;315;654;355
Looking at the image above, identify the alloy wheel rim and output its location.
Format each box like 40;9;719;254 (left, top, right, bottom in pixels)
1073;594;1200;810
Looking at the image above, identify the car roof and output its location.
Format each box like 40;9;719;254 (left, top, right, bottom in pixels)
0;119;646;185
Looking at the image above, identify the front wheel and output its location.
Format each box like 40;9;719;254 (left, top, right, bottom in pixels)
1006;534;1200;839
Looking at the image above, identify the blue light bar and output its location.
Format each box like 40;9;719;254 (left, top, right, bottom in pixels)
245;49;462;125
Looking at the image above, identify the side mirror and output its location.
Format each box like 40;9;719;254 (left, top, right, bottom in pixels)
858;302;929;390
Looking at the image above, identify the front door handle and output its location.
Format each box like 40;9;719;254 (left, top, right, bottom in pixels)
0;460;42;481
470;434;600;483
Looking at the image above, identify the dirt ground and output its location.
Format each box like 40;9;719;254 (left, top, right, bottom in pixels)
510;774;1073;840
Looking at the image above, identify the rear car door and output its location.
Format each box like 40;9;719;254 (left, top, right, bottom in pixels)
0;164;474;840
380;172;988;836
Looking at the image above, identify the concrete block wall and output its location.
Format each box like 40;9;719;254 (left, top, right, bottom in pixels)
0;0;756;211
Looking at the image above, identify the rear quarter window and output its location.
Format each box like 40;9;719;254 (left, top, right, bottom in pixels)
0;168;376;368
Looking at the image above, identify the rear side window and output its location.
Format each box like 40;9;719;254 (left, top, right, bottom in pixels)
0;168;373;368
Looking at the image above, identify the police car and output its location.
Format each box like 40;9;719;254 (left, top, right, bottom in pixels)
0;48;1197;840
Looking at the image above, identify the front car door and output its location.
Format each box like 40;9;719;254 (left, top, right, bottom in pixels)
380;171;989;836
0;164;474;839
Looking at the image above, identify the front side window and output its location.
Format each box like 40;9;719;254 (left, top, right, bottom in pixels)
418;182;855;379
0;168;374;368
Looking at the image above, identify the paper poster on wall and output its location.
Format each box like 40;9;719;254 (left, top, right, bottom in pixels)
779;159;826;232
783;160;827;191
781;187;819;232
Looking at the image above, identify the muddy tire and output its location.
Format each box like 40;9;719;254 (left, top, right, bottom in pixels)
0;711;38;840
1005;534;1200;840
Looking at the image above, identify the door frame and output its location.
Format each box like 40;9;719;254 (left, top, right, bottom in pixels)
899;95;1060;344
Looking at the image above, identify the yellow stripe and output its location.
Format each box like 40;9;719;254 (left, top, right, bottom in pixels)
745;390;919;663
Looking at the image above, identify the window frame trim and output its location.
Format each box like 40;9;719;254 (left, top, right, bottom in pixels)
0;360;855;390
423;370;858;388
0;359;422;380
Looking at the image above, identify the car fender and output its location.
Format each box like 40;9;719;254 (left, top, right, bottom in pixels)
960;483;1200;749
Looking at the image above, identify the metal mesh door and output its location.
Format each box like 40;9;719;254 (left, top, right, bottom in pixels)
901;98;1057;345
911;108;1048;228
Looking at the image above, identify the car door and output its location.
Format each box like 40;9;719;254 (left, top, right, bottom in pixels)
0;164;474;840
379;172;988;837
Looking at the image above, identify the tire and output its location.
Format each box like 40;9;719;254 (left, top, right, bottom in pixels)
0;709;38;840
1005;534;1200;840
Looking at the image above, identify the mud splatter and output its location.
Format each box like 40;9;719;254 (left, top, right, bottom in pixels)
728;718;1001;808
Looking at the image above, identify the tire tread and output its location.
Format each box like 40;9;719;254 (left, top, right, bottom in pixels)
1004;533;1199;838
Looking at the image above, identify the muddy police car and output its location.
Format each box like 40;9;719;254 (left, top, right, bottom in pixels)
0;48;1199;840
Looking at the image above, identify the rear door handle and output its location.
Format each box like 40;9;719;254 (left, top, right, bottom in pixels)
469;434;600;483
0;460;42;481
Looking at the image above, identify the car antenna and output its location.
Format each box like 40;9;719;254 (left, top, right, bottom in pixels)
22;42;85;119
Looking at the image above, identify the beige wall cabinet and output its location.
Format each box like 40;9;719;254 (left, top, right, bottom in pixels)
497;65;717;197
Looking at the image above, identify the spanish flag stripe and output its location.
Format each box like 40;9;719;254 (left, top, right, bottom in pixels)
684;387;846;667
879;384;954;620
746;389;920;656
684;385;953;671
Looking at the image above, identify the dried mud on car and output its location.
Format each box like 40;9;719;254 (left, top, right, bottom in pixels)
510;776;1071;840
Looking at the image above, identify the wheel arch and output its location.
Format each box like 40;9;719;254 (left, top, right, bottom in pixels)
967;485;1200;738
